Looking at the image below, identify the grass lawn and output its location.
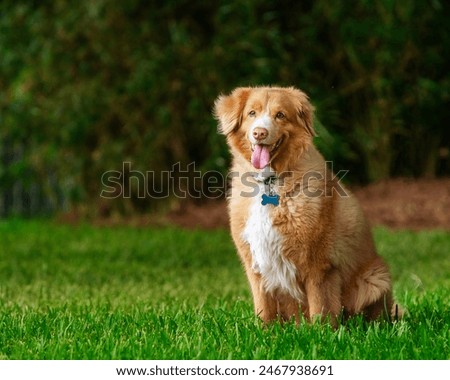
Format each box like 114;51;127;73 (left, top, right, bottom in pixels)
0;220;448;359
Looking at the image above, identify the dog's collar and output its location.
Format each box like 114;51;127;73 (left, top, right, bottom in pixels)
253;169;279;206
253;167;278;183
254;173;278;183
263;175;277;186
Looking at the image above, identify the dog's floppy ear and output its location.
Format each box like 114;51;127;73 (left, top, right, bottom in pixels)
213;87;251;135
288;87;316;137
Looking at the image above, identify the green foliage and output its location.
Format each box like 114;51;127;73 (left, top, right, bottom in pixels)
1;1;449;214
0;220;448;359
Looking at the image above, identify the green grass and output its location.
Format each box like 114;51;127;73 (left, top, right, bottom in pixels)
0;220;448;359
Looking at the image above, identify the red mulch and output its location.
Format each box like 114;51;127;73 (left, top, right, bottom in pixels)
167;178;450;231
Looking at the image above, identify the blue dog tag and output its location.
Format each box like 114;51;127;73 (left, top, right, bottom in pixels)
261;193;279;206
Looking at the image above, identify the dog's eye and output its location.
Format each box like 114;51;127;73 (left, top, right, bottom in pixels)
248;110;256;117
276;112;285;119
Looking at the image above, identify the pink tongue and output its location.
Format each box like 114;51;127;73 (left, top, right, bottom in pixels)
251;145;270;169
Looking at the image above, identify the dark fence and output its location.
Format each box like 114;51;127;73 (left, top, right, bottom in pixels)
0;141;67;217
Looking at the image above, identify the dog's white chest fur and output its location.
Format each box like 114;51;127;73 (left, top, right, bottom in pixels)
242;193;302;301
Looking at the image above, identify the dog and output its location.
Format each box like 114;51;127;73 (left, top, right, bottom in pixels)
214;86;397;325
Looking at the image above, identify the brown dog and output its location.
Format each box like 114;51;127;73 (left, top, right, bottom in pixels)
214;86;396;325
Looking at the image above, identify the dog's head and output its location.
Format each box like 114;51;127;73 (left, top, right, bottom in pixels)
214;86;315;172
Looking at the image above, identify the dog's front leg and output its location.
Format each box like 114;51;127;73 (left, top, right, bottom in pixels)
305;270;342;326
235;241;278;324
245;269;278;323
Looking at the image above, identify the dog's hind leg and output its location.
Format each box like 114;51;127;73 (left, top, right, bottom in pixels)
275;293;305;324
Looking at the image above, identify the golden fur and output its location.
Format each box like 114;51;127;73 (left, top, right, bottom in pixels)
214;86;397;325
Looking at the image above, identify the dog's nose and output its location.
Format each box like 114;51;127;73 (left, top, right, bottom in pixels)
252;127;268;141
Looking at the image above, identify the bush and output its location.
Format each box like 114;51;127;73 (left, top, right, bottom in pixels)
1;0;448;216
